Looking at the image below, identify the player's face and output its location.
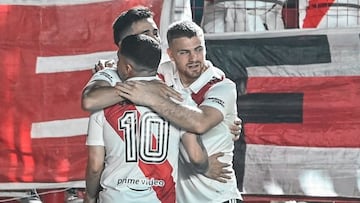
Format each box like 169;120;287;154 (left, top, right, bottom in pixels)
167;36;206;87
131;18;160;43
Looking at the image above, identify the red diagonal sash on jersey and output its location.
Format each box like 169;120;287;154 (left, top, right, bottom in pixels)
191;76;224;105
104;104;175;203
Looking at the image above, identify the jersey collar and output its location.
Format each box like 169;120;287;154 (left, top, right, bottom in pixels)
188;60;225;94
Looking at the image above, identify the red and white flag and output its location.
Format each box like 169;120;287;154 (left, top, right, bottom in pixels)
1;0;360;199
0;0;163;189
300;0;360;28
205;27;360;198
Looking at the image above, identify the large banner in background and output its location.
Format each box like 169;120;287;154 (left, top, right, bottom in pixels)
0;0;163;189
205;28;360;198
299;0;360;29
1;0;360;199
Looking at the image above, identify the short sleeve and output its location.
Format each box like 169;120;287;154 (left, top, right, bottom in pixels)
200;79;237;118
86;110;105;146
84;67;121;88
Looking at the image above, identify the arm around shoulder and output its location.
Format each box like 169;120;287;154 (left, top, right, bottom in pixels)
81;80;125;112
149;100;224;134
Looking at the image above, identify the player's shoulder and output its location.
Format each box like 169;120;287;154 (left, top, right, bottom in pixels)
207;65;235;87
158;60;176;74
213;77;236;93
222;77;236;86
95;67;118;77
209;71;236;91
89;67;121;86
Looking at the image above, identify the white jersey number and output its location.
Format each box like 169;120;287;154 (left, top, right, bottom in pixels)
119;111;170;163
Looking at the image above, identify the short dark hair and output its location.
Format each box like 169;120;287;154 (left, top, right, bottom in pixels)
166;20;205;46
112;6;154;46
120;34;161;73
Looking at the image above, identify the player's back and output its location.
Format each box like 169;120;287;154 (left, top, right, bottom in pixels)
98;102;181;203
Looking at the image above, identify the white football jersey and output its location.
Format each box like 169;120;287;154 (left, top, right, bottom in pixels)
87;77;181;203
85;67;121;87
158;61;242;203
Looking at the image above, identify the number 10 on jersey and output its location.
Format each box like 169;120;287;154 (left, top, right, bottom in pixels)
119;111;170;164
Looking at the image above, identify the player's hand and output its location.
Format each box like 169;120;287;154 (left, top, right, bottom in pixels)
230;117;242;141
93;59;115;73
204;152;231;183
115;80;183;106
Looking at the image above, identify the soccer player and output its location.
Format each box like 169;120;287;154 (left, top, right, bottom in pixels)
84;34;209;203
81;6;180;112
116;21;243;202
81;5;242;181
81;6;242;141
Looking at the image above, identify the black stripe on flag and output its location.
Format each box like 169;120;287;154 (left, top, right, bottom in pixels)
205;35;331;95
206;35;330;68
237;93;303;123
206;35;326;123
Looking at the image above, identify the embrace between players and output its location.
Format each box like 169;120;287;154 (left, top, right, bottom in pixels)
82;6;243;203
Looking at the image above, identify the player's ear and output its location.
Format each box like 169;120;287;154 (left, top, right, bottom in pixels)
167;48;175;61
125;63;133;74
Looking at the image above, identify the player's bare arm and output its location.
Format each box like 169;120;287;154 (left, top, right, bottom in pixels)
181;133;231;183
115;80;242;136
115;80;223;133
81;80;125;112
114;80;183;104
85;146;105;203
117;80;224;134
183;119;240;183
82;79;183;112
181;132;209;173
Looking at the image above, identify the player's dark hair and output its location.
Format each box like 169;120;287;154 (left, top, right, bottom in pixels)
112;6;154;46
120;34;161;73
166;20;204;45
